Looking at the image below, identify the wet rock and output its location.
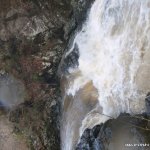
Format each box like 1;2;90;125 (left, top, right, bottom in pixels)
146;93;150;113
71;0;95;27
76;113;150;150
58;0;95;76
59;43;79;75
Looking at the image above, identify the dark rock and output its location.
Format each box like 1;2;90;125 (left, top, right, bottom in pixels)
71;0;95;27
59;43;79;75
146;92;150;113
0;0;74;149
58;0;95;76
76;113;150;150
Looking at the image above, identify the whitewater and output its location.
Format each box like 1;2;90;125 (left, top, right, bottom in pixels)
61;0;150;149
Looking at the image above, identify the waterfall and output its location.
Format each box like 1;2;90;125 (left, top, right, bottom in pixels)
61;0;150;149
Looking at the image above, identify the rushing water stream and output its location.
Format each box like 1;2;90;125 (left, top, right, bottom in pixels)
60;0;150;149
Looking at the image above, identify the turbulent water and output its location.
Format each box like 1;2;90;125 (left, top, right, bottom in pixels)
61;0;150;149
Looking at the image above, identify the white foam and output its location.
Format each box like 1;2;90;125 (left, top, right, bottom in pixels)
68;0;150;126
62;0;150;149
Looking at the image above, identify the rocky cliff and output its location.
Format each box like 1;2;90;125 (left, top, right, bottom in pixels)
0;0;95;149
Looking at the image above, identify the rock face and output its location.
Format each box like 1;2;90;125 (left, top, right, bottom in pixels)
0;115;28;150
58;0;95;76
0;0;72;149
0;0;96;149
76;113;150;150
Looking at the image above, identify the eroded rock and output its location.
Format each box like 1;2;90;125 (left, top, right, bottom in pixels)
76;113;150;150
